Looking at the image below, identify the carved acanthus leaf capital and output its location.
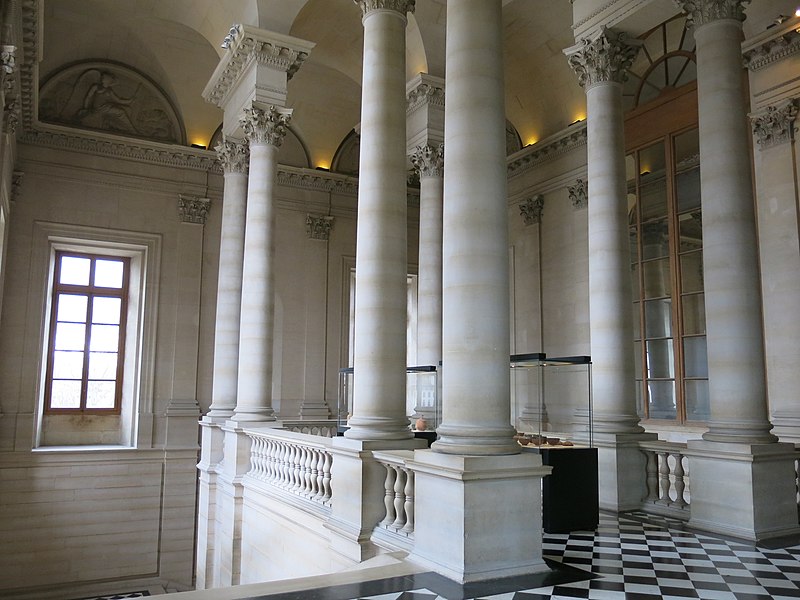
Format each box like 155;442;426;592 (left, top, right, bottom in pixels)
565;27;642;89
354;0;416;17
410;144;444;178
673;0;749;27
240;106;291;147
750;99;798;149
215;139;250;174
306;214;334;240
569;178;588;209
178;195;211;224
520;195;544;226
1;45;16;75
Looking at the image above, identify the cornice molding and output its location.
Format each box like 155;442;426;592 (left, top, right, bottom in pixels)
354;0;416;18
406;79;445;114
750;99;798;149
178;195;211;224
673;0;749;28
277;165;359;195
507;122;587;177
742;17;800;71
202;25;315;109
565;27;642;89
19;0;37;133
410;143;444;178
573;0;624;31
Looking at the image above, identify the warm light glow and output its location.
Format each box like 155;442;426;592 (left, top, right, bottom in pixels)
524;137;538;146
190;137;207;149
572;114;586;123
795;8;800;17
316;161;330;170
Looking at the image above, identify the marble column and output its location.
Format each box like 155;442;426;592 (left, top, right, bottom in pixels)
345;0;415;441
410;143;443;420
207;140;249;420
433;0;517;456
232;106;289;422
676;0;774;443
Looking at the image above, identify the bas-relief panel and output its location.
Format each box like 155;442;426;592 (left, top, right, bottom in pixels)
39;62;185;145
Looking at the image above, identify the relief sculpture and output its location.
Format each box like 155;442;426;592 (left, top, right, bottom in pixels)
39;62;184;144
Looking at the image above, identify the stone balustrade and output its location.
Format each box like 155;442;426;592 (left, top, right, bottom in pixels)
281;419;338;438
638;441;690;519
372;450;416;551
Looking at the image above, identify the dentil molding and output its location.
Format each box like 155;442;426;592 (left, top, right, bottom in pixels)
742;17;800;71
240;105;291;147
215;139;249;174
507;122;587;177
564;27;642;89
750;99;798;149
410;144;444;178
673;0;749;27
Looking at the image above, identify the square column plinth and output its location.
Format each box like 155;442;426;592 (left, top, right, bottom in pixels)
408;450;553;583
686;440;800;542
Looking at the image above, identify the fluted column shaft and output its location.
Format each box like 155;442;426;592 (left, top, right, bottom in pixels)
346;0;415;441
233;106;289;422
208;141;249;419
566;29;643;434
678;0;775;442
411;144;444;368
433;0;517;456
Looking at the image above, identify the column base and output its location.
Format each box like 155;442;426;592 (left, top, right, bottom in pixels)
407;450;552;583
685;440;800;543
299;400;332;419
344;416;415;441
231;407;276;422
593;431;658;512
432;424;520;456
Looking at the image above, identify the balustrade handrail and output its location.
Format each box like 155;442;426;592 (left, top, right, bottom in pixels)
638;439;688;452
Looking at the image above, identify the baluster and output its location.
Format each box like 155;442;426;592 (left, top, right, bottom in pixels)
672;452;687;509
401;469;415;534
321;452;333;504
392;466;407;530
309;449;321;499
290;444;301;492
252;437;263;478
268;439;279;481
303;447;314;496
644;450;659;503
658;451;671;505
381;464;397;526
279;442;291;487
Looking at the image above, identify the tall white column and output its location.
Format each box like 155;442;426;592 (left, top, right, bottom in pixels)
433;0;517;456
345;0;415;441
232;106;289;422
410;144;443;368
676;0;774;442
207;140;249;419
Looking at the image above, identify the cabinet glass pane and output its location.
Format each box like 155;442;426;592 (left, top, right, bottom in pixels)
629;228;639;262
682;293;706;335
683;336;708;378
646;339;675;378
680;251;703;293
644;298;673;338
642;258;671;298
685;379;710;421
648;380;676;420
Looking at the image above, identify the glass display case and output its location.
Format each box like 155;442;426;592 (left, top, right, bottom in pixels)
510;353;593;448
337;365;440;435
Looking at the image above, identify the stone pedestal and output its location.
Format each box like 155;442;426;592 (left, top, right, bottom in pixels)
196;418;225;590
408;450;552;583
594;432;657;511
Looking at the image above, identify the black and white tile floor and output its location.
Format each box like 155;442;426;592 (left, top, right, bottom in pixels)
244;512;800;600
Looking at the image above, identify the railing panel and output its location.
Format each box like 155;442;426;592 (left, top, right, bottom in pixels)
638;441;690;520
373;450;416;550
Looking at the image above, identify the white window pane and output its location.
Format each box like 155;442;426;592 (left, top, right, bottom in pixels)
88;352;118;380
59;256;91;285
53;350;84;379
92;297;121;324
95;259;124;288
56;294;88;323
86;381;116;409
55;322;86;351
89;324;119;352
51;380;82;408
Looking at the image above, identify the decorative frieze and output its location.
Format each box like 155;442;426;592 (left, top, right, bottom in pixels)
519;195;544;226
215;139;249;173
750;99;798;149
410;144;444;178
507;124;587;177
569;179;588;209
240;105;291;147
306;214;335;240
353;0;416;17
178;195;211;224
673;0;749;27
564;27;641;89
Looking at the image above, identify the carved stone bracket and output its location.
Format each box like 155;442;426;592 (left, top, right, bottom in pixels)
215;139;249;173
520;195;544;226
569;179;588;209
564;27;642;89
750;99;798;149
410;144;444;178
240;105;291;147
306;214;334;240
178;195;211;224
673;0;749;27
354;0;416;17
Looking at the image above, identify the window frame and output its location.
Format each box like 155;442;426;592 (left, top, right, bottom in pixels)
44;251;131;414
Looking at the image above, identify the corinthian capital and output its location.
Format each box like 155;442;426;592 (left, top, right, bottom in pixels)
750;99;798;149
564;27;642;89
673;0;750;27
410;144;444;178
240;106;291;147
215;139;250;174
354;0;415;18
